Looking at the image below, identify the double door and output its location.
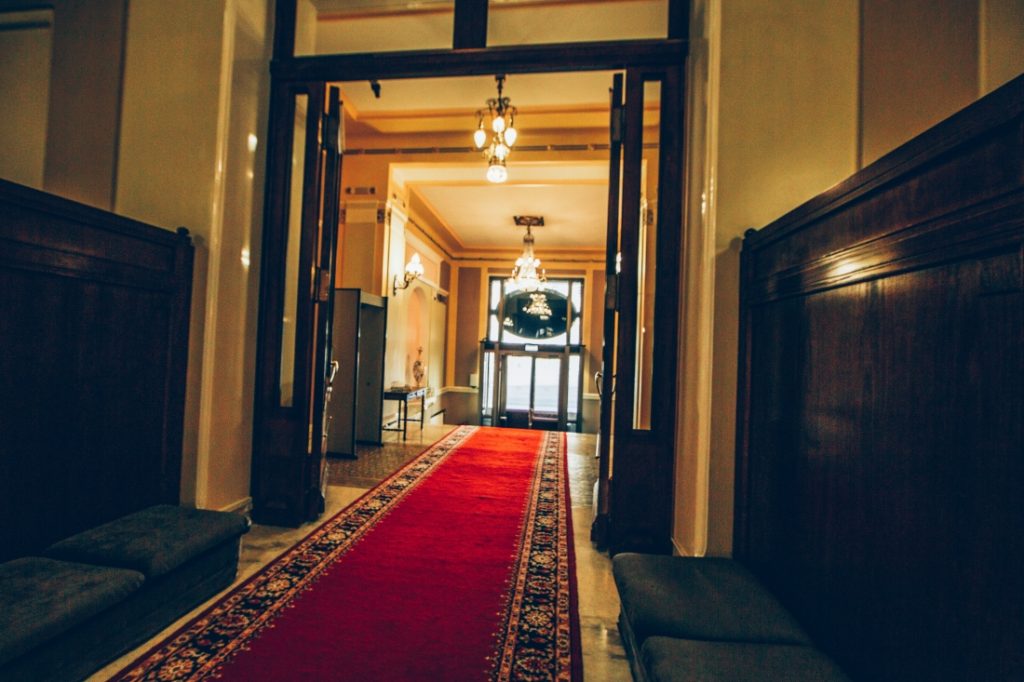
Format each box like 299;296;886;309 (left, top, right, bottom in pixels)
253;63;683;553
481;345;584;432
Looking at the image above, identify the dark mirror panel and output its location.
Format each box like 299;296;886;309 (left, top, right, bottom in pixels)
502;288;570;339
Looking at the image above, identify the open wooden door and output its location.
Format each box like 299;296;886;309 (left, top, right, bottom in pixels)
592;73;624;548
603;66;684;554
252;83;343;526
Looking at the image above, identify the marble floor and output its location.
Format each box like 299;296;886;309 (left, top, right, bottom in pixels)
90;424;629;681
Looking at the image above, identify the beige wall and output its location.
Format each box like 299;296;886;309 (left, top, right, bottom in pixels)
0;0;126;208
117;0;271;511
860;0;979;166
716;0;860;251
981;0;1024;94
679;0;860;558
0;9;52;188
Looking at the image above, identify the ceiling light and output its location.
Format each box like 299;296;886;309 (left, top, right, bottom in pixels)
475;74;518;184
487;158;508;184
508;216;546;292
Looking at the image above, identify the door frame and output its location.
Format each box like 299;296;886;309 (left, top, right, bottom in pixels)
251;82;343;526
254;0;688;550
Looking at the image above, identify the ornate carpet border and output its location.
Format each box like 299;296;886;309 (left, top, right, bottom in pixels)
490;430;581;681
113;425;478;682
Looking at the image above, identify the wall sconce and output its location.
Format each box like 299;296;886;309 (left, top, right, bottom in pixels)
393;253;425;296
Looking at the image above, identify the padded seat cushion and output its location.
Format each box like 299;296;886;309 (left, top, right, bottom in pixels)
613;554;810;645
641;637;850;682
0;557;144;667
44;505;249;579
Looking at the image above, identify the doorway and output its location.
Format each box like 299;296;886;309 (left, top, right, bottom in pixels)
251;0;686;554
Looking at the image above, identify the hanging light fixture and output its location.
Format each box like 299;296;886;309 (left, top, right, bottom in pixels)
524;292;552;319
474;74;518;184
508;216;546;292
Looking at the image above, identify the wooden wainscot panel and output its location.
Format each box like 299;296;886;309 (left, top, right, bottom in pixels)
0;179;193;562
735;75;1024;680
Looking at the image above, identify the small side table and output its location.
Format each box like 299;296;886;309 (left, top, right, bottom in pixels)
382;386;427;440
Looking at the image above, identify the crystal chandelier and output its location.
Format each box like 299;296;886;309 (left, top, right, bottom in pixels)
524;292;552;319
474;74;518;184
508;216;546;292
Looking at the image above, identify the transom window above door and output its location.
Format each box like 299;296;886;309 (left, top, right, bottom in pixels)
487;277;584;346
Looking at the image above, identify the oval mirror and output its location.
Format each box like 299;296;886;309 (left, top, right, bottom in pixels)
502;288;570;340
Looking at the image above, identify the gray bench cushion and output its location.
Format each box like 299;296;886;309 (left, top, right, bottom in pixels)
0;557;144;667
43;505;249;579
613;554;810;645
641;637;850;682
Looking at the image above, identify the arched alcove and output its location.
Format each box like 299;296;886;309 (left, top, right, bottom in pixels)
406;284;429;387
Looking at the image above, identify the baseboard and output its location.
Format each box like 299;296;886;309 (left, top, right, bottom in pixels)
219;496;253;515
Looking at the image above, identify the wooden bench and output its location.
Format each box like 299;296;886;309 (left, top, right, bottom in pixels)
0;505;249;681
613;554;848;681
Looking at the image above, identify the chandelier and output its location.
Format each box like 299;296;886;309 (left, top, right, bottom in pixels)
474;74;518;183
524;292;552;319
508;216;546;292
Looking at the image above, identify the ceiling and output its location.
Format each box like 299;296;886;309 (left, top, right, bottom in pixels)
338;72;633;254
392;162;609;251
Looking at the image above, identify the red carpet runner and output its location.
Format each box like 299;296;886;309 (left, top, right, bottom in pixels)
114;426;582;681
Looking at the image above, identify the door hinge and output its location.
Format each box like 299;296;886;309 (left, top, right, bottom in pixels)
610;107;625;144
322;111;342;154
605;272;618;310
315;267;331;302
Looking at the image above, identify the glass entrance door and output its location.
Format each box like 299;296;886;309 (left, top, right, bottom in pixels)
497;352;567;430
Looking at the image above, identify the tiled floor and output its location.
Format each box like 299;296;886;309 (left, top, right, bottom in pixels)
91;424;629;681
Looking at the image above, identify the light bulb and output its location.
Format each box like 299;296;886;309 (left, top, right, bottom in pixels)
491;115;506;133
486;161;508;183
504;127;517;146
494;143;509;160
473;128;487;149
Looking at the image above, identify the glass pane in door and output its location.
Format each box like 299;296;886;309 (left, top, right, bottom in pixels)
481;350;495;424
504;355;533;411
567;353;581;424
633;80;661;430
279;93;308;408
533;356;561;415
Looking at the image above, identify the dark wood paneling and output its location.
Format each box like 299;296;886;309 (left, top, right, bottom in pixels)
452;0;487;50
0;179;193;562
609;64;684;554
271;39;686;82
736;75;1024;681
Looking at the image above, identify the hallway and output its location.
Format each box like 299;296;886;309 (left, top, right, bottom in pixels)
91;425;629;680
